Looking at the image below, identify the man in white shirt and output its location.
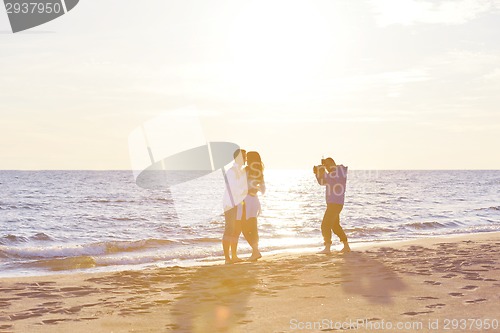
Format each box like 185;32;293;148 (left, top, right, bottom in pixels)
222;149;248;264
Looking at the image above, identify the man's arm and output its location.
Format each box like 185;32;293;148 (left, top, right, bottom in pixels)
222;168;236;210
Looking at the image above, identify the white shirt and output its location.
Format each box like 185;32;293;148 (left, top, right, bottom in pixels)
222;163;248;212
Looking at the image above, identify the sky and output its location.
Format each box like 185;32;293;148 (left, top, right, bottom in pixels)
1;0;499;170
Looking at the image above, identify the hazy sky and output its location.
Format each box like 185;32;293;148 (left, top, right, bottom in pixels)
1;0;499;170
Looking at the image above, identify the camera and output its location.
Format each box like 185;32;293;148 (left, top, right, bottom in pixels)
313;159;327;174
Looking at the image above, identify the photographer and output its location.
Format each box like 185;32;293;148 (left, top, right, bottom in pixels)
313;157;350;254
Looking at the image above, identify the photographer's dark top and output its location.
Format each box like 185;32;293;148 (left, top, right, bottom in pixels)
316;165;348;205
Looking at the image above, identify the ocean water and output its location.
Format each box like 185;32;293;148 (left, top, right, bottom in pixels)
0;170;499;277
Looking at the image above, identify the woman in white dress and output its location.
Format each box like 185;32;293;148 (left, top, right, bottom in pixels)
238;151;265;261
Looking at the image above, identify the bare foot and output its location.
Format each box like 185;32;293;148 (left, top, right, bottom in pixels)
339;247;351;254
232;257;244;263
316;246;332;254
225;259;233;265
248;252;262;261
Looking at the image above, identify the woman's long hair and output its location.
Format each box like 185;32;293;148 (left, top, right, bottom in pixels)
246;151;264;182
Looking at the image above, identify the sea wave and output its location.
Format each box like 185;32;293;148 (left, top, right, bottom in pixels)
0;204;44;210
0;238;176;259
87;198;133;204
0;234;29;244
29;256;97;271
153;197;174;203
184;237;221;244
31;233;52;241
0;233;52;245
345;227;396;237
17;251;195;272
403;221;461;230
10;246;226;272
475;206;500;212
112;216;149;222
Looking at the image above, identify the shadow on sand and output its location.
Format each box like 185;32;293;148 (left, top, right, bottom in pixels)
169;263;258;332
338;251;407;304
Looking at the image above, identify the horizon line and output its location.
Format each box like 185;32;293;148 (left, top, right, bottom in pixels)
1;169;499;172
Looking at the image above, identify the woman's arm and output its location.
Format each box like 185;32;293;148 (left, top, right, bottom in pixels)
259;178;266;195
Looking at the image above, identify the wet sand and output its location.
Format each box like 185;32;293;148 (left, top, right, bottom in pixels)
1;232;500;332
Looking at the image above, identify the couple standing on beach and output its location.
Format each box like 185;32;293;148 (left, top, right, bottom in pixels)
222;149;266;264
222;151;350;264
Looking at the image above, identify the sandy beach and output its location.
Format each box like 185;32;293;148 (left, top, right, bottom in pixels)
1;232;499;333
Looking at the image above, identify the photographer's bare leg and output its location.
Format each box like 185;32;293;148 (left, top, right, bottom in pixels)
318;205;334;254
331;204;350;253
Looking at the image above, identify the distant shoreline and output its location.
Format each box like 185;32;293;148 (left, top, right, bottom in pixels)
1;169;500;171
2;230;499;279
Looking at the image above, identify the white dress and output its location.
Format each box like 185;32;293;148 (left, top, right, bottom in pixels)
237;176;266;220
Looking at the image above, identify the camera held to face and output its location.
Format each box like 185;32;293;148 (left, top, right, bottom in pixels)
313;159;328;174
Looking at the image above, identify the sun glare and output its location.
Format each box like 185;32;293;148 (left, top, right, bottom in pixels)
226;1;337;100
371;0;430;26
